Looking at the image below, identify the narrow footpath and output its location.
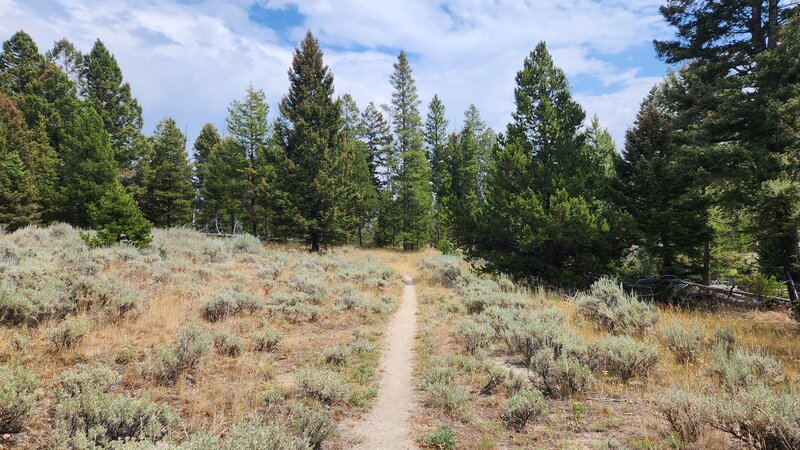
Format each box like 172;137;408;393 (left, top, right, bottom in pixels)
346;276;419;449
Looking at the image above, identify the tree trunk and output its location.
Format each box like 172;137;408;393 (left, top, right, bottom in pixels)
703;239;711;285
310;232;320;252
751;1;765;53
767;0;779;50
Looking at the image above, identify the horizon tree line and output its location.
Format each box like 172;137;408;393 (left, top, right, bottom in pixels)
2;0;800;305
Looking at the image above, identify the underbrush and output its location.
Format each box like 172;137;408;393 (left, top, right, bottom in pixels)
413;254;800;449
0;225;400;448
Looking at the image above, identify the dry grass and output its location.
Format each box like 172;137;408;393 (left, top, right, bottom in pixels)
410;255;800;449
0;225;405;448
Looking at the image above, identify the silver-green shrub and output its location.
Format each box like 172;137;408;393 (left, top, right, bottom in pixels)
151;323;212;385
296;367;349;405
55;365;177;446
660;319;705;364
528;348;592;398
598;336;659;382
213;331;244;357
452;318;496;355
323;345;351;365
656;388;709;444
220;417;308;450
501;388;546;432
47;316;92;351
251;328;283;352
289;403;335;448
576;277;659;336
709;344;785;393
0;366;39;433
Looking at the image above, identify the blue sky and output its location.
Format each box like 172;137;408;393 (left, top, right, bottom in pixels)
0;0;671;147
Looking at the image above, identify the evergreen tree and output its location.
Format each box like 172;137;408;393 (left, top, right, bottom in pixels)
424;95;450;244
655;0;800;297
199;138;248;233
226;86;274;235
387;51;433;250
45;38;82;83
469;42;627;282
142;118;194;227
0;31;44;95
0;92;57;224
58;103;118;227
192;123;221;200
617;97;710;277
443;125;479;246
0;150;38;230
463;104;496;202
276;31;347;251
340;94;377;246
82;39;143;179
359;102;392;191
87;181;152;248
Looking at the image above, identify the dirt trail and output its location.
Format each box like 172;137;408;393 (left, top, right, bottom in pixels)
345;276;419;449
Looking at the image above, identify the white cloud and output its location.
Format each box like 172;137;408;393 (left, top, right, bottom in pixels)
0;0;670;146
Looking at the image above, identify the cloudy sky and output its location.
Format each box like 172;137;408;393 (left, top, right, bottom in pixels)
1;0;672;147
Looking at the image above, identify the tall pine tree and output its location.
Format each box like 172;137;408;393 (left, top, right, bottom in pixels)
470;42;627;282
192;123;221;194
226;86;275;235
276;31;347;251
424;95;450;245
387;51;433;250
58;103;118;227
359;101;392;191
199;138;248;233
142;118;193;227
82;39;143;182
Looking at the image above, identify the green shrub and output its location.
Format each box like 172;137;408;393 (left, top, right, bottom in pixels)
0;286;35;325
599;336;659;382
739;271;784;298
0;366;39;433
213;331;244;357
60;364;120;397
351;338;376;354
706;384;800;450
660;319;704;364
226;234;263;255
289;403;335;449
323;345;351;365
423;425;456;449
657;388;708;444
256;385;286;412
501;388;546;432
452;318;496;355
151;323;212;385
296;367;349;405
56;365;177;446
576;277;659;336
47;316;92;351
528;348;592;398
418;256;462;287
220;417;308;450
85;182;152;249
709;344;785;392
251;328;283;352
200;291;263;322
